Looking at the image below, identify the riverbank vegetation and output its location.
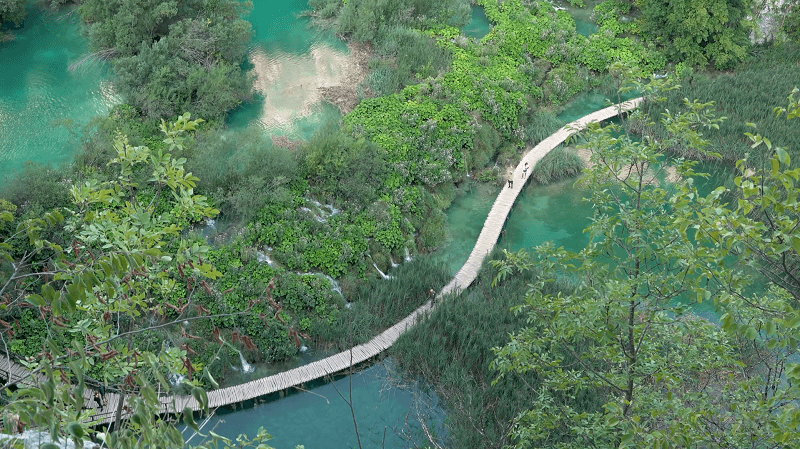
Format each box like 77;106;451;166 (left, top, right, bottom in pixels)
396;81;800;447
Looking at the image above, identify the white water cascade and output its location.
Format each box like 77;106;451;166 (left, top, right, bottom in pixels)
322;274;343;297
404;247;413;262
238;351;255;374
256;251;274;266
168;372;186;387
372;262;393;280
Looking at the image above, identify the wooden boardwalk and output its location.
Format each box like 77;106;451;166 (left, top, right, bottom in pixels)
0;98;642;426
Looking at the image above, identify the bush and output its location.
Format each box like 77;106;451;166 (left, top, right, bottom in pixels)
187;127;299;221
79;0;254;121
637;0;751;70
0;163;73;214
522;110;562;145
530;145;584;184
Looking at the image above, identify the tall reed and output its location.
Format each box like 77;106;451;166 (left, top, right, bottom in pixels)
311;256;450;349
648;45;800;167
391;249;597;449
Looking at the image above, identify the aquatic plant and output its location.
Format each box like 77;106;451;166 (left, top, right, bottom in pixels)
530;144;584;184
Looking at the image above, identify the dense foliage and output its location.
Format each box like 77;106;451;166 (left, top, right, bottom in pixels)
487;84;800;447
5;0;800;446
79;0;254;121
638;0;753;69
393;249;586;449
0;116;289;448
0;0;24;27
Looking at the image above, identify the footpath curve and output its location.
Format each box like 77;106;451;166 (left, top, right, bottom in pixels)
0;97;643;426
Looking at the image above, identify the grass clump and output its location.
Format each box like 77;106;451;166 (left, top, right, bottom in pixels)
530;145;584;185
312;256;450;349
522;109;563;145
391;249;591;449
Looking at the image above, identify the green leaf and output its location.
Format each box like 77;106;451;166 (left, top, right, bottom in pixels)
183;407;199;432
786;363;800;381
776;147;790;165
66;422;84;439
25;294;45;307
191;386;209;414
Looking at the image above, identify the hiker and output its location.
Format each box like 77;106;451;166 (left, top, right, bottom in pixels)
508;179;513;188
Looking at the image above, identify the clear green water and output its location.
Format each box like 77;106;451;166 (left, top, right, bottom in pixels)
435;181;500;275
187;361;444;449
0;6;119;180
224;0;347;140
462;5;491;39
556;0;603;37
501;179;592;253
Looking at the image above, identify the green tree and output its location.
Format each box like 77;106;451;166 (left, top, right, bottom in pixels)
0;115;298;448
79;0;253;120
0;0;25;28
638;0;752;69
490;86;800;447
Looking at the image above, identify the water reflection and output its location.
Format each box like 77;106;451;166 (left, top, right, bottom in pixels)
248;43;361;131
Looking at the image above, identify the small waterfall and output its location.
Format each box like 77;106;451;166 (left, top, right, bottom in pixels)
256;251;274;266
404;247;413;262
372;262;393;280
300;205;328;222
299;345;308;353
389;256;400;268
168;372;185;387
323;274;343;297
204;218;216;228
325;204;341;215
238;351;255;374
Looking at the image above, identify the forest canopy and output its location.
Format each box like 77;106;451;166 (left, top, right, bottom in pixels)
0;0;25;27
79;0;254;121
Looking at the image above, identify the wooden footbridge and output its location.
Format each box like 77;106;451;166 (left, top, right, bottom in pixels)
0;98;643;427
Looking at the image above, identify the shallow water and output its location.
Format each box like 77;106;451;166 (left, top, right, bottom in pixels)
0;6;119;179
462;5;491;39
554;0;603;37
224;0;348;140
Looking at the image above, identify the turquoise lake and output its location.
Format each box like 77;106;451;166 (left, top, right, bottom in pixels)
0;5;118;178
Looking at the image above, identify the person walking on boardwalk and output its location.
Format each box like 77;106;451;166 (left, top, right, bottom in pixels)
508;179;513;188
